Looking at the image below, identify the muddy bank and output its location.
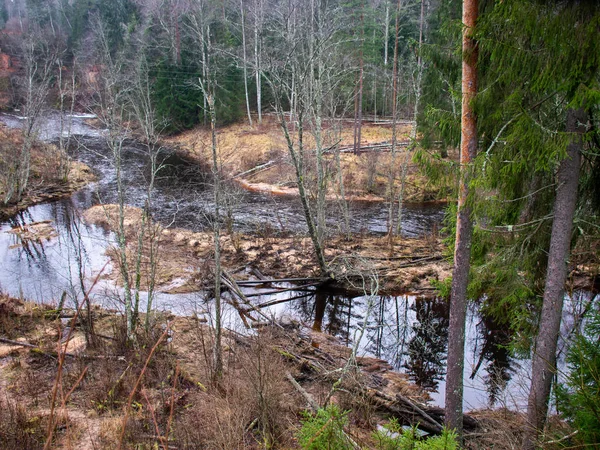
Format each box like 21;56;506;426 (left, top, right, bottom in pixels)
83;204;451;294
165;116;455;203
0;294;549;450
0;124;96;221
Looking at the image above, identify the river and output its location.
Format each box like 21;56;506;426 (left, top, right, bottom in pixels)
0;112;591;412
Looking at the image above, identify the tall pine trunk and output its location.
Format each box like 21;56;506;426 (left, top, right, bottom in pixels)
444;0;478;439
522;108;585;450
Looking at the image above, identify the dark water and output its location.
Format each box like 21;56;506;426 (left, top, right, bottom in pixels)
65;135;445;237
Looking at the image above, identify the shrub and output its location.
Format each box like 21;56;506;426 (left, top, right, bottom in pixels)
556;297;600;447
373;418;459;450
297;405;351;450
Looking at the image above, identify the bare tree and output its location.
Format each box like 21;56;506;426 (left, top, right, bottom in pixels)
262;0;351;275
396;0;426;235
56;57;77;183
187;1;224;379
251;0;265;124
3;29;57;204
386;0;402;242
240;0;253;126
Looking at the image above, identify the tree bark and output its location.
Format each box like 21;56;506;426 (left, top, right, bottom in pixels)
522;108;585;450
240;0;253;126
444;0;478;439
254;0;263;124
353;2;365;155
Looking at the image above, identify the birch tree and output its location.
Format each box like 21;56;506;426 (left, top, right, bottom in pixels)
187;1;224;379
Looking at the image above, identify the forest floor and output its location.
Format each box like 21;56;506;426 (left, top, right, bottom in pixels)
0;294;568;450
165;115;455;203
0;124;96;221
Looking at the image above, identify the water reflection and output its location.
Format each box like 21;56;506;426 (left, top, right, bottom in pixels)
0;199;112;304
472;314;512;407
403;297;449;391
277;290;515;408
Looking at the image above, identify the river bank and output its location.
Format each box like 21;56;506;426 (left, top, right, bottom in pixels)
0;294;555;450
164;116;455;203
82;204;450;295
0;123;96;221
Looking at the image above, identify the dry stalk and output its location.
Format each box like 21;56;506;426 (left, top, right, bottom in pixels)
116;322;172;450
44;262;109;449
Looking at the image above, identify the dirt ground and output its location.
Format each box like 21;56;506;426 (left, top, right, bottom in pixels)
0;294;565;450
82;204;451;295
165;116;454;203
0;124;96;221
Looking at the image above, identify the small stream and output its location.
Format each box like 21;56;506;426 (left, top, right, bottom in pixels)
0;112;591;412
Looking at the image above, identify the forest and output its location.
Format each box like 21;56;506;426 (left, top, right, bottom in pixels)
0;0;598;448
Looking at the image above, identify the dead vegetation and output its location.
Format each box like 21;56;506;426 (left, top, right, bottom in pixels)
2;294;555;449
165;116;454;203
83;204;451;295
0;123;96;220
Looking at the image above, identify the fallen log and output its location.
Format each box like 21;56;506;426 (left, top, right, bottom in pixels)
250;292;314;310
241;282;320;298
233;160;277;179
235;277;325;286
0;337;125;361
221;271;284;329
270;329;479;435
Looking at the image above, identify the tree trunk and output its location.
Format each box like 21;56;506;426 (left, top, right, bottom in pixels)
353;2;365;155
396;0;426;236
387;0;402;241
522;108;585;450
254;0;262;124
444;0;478;440
240;0;253;126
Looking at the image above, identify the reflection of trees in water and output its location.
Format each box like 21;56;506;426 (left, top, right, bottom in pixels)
471;314;512;406
403;297;449;392
364;296;411;369
290;290;363;345
294;290;514;406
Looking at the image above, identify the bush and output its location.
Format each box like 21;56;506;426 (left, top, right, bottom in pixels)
0;398;49;450
556;297;600;447
297;405;351;450
373;418;459;450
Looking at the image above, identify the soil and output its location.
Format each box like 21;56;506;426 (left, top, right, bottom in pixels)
82;204;451;295
0;124;96;221
0;294;554;450
165;116;455;203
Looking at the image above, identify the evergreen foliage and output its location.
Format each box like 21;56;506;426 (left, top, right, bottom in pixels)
297;405;351;450
151;58;202;133
557;295;600;447
373;419;459;449
417;0;600;352
469;0;600;347
417;0;462;151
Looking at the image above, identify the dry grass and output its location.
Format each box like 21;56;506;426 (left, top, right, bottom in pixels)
0;123;95;220
2;294;562;449
166;117;452;203
82;204;451;295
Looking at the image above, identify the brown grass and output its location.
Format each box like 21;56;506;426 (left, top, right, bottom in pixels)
0;123;95;220
2;292;562;450
166;117;452;203
83;204;451;295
